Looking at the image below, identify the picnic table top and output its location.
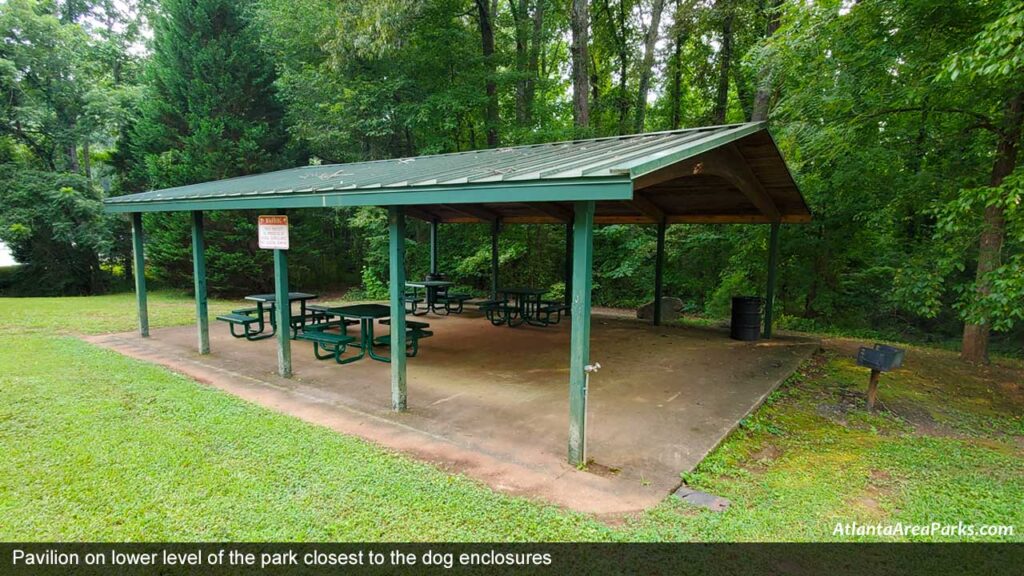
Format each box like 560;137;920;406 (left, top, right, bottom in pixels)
245;292;318;303
405;280;454;288
327;303;392;319
498;287;547;296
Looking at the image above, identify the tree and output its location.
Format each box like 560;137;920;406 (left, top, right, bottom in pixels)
570;0;591;131
0;165;112;294
750;0;782;121
475;0;500;147
634;0;666;133
945;1;1024;363
127;0;290;293
712;0;734;124
131;0;287;188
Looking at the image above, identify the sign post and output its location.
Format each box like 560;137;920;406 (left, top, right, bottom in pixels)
260;215;292;377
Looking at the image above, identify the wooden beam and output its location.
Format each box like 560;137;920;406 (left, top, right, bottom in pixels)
627;192;665;223
717;144;780;222
633;144;781;222
524;202;574;222
591;213;811;225
501;215;564;224
441;203;499;221
403;206;440;222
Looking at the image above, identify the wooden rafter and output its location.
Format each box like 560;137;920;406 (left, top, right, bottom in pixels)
633;144;781;222
626;192;665;223
441;203;499;221
524;202;573;222
403;206;441;222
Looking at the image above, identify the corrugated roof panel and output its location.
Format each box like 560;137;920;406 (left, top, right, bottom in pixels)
106;123;758;206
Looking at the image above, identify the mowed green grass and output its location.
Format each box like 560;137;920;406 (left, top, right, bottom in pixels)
0;293;1021;541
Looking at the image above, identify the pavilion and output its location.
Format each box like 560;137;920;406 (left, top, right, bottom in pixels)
104;121;811;466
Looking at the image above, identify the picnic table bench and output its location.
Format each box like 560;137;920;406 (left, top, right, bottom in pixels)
296;323;357;363
377;318;434;357
217;292;329;340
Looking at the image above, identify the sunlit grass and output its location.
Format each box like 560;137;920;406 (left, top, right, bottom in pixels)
1;295;1021;541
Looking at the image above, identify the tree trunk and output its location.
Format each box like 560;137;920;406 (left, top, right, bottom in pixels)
618;1;626;133
634;0;666;134
961;91;1024;364
751;0;782;122
67;142;79;173
511;0;530;126
669;21;683;129
713;1;733;124
570;0;591;130
524;0;545;125
83;140;91;179
476;0;500;147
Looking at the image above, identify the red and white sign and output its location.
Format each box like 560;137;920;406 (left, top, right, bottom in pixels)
258;215;289;250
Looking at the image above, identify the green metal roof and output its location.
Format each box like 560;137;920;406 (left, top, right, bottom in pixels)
105;123;798;214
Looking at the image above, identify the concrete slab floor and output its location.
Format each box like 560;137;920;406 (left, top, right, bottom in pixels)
86;308;818;516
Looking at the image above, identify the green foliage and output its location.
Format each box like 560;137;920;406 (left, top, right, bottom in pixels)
0;164;118;294
1;0;1021;351
122;0;295;294
359;266;390;300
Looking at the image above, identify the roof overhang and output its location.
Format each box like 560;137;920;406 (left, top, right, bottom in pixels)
105;123;811;225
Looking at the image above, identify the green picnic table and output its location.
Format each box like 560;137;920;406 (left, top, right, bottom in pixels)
404;280;452;315
481;287;545;327
323;304;394;363
246;292;320;338
216;291;320;340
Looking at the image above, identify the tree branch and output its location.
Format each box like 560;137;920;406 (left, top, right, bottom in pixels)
859;106;1001;135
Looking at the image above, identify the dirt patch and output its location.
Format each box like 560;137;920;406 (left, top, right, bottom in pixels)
743;443;783;473
815;388;867;425
583;460;623;478
886;399;959;438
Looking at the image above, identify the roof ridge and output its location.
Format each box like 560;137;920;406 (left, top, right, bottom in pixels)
311;122;762;170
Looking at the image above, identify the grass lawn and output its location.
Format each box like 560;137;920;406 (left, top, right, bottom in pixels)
0;292;1021;541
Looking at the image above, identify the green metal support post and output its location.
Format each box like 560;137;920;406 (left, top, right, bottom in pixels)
490;218;500;299
191;211;209;354
653;219;667;327
764;222;781;339
389;207;408;411
564;222;573;313
131;213;149;337
568;200;595;466
429;219;439;275
274;247;292;377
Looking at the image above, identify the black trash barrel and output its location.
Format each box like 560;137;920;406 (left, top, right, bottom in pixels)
730;296;761;341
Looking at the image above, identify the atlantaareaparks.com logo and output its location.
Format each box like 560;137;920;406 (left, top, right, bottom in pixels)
833;521;1015;538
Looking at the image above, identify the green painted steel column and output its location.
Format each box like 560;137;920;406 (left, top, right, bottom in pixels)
191;211;209;354
429;219;439;275
764;222;781;339
564;222;573;312
652;219;667;327
490;219;500;299
389;206;408;411
274;247;292;377
568;200;595;466
131;213;149;337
